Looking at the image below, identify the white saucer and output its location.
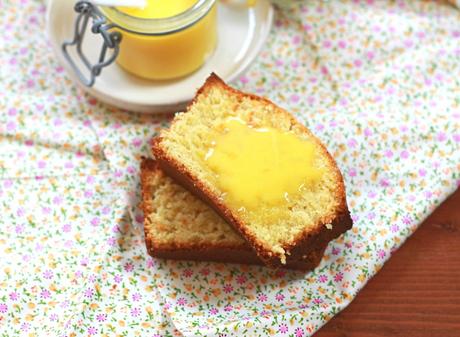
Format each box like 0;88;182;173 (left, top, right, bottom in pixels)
46;0;273;113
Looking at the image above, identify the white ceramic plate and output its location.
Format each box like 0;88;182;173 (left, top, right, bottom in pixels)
46;0;273;113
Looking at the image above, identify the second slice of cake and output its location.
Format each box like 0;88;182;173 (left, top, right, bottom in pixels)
152;73;352;268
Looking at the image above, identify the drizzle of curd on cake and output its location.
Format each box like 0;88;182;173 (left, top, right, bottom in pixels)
204;118;323;222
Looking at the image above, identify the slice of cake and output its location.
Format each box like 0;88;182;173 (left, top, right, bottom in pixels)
152;73;352;268
140;158;326;271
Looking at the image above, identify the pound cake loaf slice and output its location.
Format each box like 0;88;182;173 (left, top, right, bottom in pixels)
152;73;352;268
140;158;326;271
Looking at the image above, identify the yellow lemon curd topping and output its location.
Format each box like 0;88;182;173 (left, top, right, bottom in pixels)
205;118;323;222
117;0;197;19
113;0;217;80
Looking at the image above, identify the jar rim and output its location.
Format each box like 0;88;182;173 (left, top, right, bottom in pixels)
99;0;216;35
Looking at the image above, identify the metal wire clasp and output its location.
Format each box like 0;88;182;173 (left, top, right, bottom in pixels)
62;1;122;87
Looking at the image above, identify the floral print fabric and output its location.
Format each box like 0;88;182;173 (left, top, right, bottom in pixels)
0;0;459;336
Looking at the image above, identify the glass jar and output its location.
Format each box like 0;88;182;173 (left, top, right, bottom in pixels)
99;0;217;80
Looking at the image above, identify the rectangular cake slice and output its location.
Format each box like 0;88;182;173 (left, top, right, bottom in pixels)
140;158;326;271
152;73;352;268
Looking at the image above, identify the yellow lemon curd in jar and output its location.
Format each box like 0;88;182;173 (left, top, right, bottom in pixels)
205;118;323;223
115;0;217;80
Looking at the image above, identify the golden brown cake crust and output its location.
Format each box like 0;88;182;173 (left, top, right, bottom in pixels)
151;73;352;268
140;158;327;271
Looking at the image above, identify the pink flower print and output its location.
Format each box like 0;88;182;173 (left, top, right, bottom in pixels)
257;293;268;302
62;224;72;233
318;274;328;283
84;288;94;299
131;307;141;317
9;57;17;65
366;51;375;60
53;196;63;205
353;59;363;67
400;150;409;159
239;75;249;84
223;284;233;293
84;190;93;198
391;224;399;233
43;270;53;279
182;269;193;277
384;149;393;158
320;66;328;75
292;35;301;45
127;166;136;174
402;214;412;225
279;324;289;334
436;132;447;142
96;313;107;322
295;327;304;337
177;298;187;306
88;327;97;335
107;237;117;247
21;323;31;332
0;303;7;313
271;293;284;303
337;40;346;49
368;191;377;199
348;168;357;177
236;275;247;284
275;59;284;67
418;168;427;177
416;31;426;39
291;60;299;68
377;249;386;259
404;39;414;48
90;217;100;226
37;160;46;169
302;24;312;31
322;40;332;48
8;107;17;116
24;139;35;148
209;308;218;315
26;79;35;88
364;128;372;137
114;274;122;283
332;247;341;255
313;298;323;304
334;272;344;282
49;313;59;321
9;292;19;301
132;138;143;147
347;138;357;148
146;258;155;269
452;30;460;38
135;213;144;224
380;178;390;187
367;212;376;220
15;224;25;234
290;94;300;103
453;134;460;143
6;121;16;131
224;305;233;312
315;123;324;132
124;262;134;272
132;293;142;301
424;190;433;199
40;289;51;299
